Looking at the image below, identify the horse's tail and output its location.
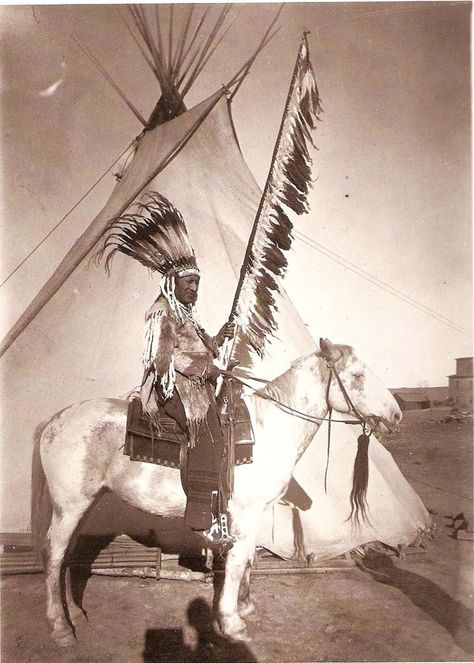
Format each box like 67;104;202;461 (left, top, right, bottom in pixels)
348;434;370;525
31;423;52;567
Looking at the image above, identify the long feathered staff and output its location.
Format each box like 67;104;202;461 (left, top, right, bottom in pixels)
225;33;322;361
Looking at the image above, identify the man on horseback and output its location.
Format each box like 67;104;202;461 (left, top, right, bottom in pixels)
141;268;235;544
99;192;235;546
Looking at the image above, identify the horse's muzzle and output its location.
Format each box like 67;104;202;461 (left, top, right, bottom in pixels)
388;408;402;430
370;409;402;436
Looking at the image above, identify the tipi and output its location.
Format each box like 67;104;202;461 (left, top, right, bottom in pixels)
1;5;430;558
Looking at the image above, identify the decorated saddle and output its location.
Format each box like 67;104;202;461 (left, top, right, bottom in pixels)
123;380;254;470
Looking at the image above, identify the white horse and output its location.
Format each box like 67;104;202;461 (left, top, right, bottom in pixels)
32;338;402;646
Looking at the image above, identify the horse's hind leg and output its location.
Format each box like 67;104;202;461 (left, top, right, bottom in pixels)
44;503;91;646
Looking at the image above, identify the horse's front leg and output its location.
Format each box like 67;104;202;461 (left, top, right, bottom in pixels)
238;561;256;618
218;506;262;641
64;567;87;627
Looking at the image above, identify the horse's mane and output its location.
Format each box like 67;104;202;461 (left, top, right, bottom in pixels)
257;365;300;407
256;354;319;407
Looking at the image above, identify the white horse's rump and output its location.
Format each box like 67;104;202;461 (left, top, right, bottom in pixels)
32;339;402;645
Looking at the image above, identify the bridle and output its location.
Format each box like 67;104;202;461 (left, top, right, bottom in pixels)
325;359;379;435
221;356;382;494
221;358;378;433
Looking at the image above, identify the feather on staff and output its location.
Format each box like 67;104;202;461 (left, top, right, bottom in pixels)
227;33;322;358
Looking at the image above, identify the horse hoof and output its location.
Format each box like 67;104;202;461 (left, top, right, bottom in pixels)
229;627;252;643
220;615;250;641
53;630;76;648
69;607;88;627
238;600;256;618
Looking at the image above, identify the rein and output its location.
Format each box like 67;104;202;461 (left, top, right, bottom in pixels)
220;368;373;429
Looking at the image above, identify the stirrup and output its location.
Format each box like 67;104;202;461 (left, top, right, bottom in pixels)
197;513;235;549
219;512;231;540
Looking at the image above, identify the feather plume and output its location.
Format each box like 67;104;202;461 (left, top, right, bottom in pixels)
96;192;197;275
231;35;322;356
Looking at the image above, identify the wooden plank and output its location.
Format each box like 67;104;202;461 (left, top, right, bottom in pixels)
91;567;213;582
0;533;32;547
251;566;356;576
455;530;474;541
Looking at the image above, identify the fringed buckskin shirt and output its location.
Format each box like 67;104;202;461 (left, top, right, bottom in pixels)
140;295;219;446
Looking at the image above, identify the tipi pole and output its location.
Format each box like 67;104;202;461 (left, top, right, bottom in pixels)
228;5;283;100
170;4;194;84
226;17;281;92
134;6;171;94
167;4;174;81
190;7;241;90
74;37;147;127
176;9;211;89
180;5;231;96
117;9;158;80
153;5;166;71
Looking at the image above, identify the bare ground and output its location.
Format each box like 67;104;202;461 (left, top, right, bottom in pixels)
1;408;473;662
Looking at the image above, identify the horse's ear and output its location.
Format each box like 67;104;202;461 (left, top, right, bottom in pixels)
319;338;341;364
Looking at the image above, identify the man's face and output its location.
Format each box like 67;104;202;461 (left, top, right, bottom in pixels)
175;274;200;305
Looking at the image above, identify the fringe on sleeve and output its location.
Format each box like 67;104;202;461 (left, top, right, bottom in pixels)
143;309;177;400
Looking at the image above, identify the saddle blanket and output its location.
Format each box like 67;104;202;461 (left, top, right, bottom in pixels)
124;397;254;469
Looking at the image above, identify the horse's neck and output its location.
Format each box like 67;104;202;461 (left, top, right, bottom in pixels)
256;352;330;458
262;352;329;413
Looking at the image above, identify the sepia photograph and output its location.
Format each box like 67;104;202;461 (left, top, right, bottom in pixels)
0;2;472;661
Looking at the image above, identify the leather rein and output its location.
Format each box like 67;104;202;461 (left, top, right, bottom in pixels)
221;363;377;434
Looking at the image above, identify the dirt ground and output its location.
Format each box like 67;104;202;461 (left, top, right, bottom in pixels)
2;407;473;662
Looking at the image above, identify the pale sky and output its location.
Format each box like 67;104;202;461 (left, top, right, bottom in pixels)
0;2;472;387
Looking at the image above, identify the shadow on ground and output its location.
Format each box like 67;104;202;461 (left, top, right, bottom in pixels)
142;598;258;662
359;552;474;655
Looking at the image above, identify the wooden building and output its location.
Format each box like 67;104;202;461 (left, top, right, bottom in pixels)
393;391;430;411
448;357;473;410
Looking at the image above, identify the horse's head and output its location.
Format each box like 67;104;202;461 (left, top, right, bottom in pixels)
319;338;402;436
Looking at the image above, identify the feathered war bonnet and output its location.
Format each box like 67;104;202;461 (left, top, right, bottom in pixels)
97;191;199;280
